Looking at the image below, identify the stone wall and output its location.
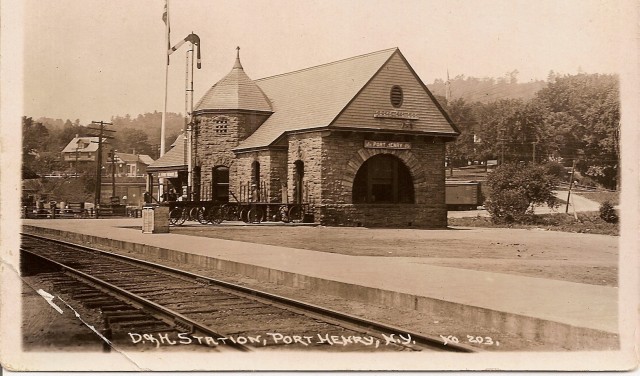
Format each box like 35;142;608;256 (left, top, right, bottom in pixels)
193;111;269;200
234;150;287;202
286;132;325;205
316;132;448;227
316;204;447;228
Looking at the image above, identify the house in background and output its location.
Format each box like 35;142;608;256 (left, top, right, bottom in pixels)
107;152;154;177
61;136;112;171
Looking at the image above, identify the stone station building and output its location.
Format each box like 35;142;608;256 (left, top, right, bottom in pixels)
152;47;459;227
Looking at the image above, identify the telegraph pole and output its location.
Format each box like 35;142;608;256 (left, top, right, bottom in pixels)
110;150;117;203
88;121;115;218
565;159;576;213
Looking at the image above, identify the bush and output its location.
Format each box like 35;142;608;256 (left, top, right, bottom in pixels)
579;176;598;188
543;161;567;180
599;201;618;223
485;163;559;223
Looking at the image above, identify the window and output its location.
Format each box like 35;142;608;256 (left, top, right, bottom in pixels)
352;154;414;204
293;160;304;203
212;166;229;202
214;119;228;134
390;85;403;108
251;161;261;201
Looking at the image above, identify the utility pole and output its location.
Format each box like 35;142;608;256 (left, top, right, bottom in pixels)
532;141;537;164
565;159;576;213
88;121;115;218
110;150;117;204
75;139;81;178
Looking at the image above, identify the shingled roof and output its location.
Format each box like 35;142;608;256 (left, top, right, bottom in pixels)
194;48;272;113
234;48;399;150
61;137;107;153
147;134;187;171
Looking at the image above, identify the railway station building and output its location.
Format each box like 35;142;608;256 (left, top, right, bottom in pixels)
149;47;459;227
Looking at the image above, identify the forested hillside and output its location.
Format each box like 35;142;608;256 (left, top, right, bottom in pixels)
428;71;547;103
23;112;185;178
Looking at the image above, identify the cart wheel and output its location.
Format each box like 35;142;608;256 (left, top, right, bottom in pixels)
169;207;186;226
239;207;250;223
248;207;263;224
279;205;290;223
208;206;224;224
197;207;209;224
288;205;303;223
187;207;198;222
223;204;239;221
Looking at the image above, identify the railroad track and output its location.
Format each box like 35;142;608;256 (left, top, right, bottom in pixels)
21;232;475;353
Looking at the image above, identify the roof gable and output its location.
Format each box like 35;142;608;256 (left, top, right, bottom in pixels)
235;48;398;150
61;137;108;153
147;134;187;170
330;51;458;135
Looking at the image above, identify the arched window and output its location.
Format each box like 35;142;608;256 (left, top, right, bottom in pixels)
293;160;304;203
352;154;414;204
251;161;261;201
212;166;229;202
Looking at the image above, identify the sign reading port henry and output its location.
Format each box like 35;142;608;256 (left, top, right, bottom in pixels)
373;110;419;120
364;140;412;150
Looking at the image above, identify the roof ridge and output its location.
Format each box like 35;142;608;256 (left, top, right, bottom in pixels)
255;47;398;82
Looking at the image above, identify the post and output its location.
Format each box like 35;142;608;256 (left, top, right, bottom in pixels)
111;150;116;202
187;44;195;200
75;144;80;178
95;126;104;217
90;120;114;218
565;159;576;213
160;0;170;157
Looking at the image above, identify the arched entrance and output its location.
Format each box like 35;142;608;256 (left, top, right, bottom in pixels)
352;154;414;204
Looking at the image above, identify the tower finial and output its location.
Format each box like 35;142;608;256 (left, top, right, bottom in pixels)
233;46;243;69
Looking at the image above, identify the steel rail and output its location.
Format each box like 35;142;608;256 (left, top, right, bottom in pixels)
21;246;250;352
22;232;476;352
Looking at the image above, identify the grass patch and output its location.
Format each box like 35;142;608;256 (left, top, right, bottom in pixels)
576;191;619;205
449;211;618;236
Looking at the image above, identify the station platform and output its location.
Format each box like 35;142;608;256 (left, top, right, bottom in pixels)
22;218;618;349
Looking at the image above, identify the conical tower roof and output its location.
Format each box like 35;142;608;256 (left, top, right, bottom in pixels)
194;47;272;113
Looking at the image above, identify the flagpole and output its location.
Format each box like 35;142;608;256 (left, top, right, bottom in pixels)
159;0;170;201
160;0;170;157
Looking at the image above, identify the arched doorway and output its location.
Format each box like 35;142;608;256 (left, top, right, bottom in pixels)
352;154;414;203
293;160;304;203
212;165;229;202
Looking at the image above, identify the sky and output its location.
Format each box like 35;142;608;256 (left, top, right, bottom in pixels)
17;0;630;125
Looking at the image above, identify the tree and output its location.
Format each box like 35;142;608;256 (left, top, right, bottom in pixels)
535;73;620;188
22;116;50;178
484;163;559;223
112;127;153;155
444;98;479;167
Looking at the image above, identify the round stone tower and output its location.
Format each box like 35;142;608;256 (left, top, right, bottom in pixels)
191;47;273;202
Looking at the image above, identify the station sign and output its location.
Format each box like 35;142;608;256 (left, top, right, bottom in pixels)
373;110;419;120
364;140;412;150
158;171;178;178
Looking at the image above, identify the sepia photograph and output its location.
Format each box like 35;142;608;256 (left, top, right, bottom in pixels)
1;0;638;372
